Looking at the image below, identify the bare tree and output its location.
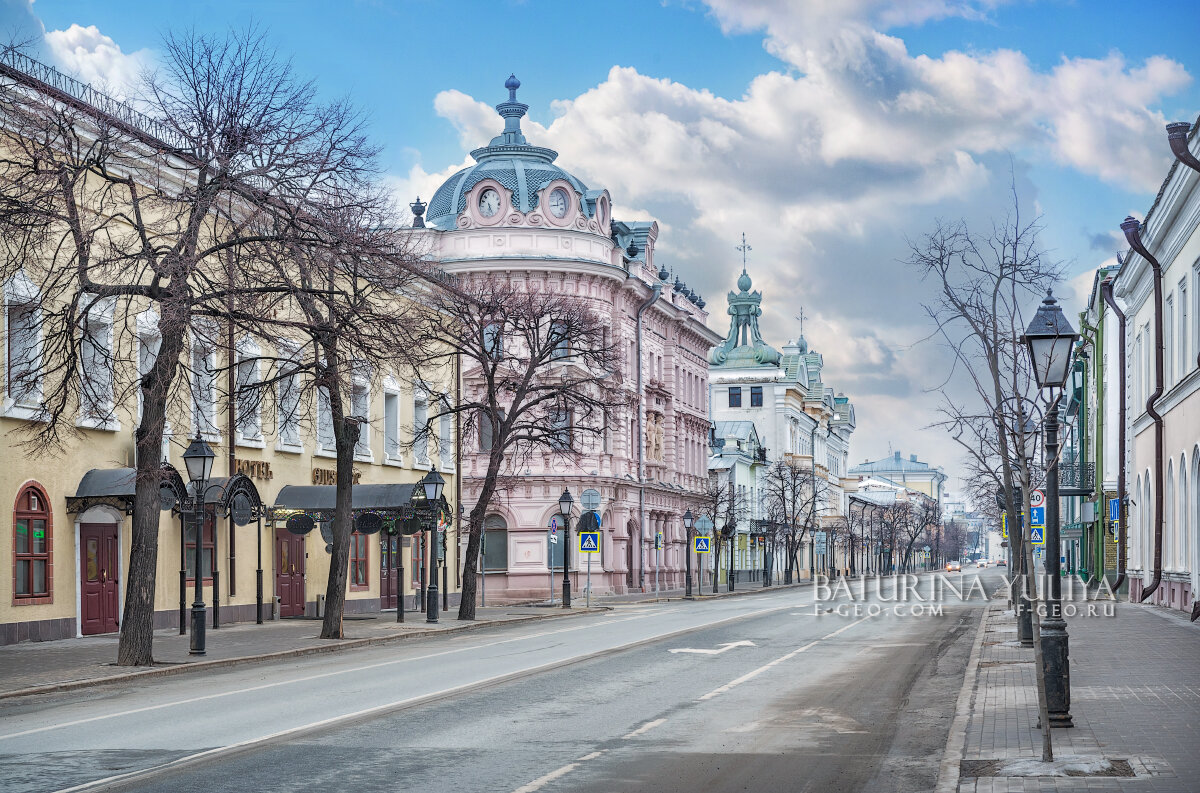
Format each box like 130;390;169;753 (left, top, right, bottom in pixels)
0;30;390;663
691;468;748;593
908;180;1064;760
762;458;829;583
402;274;622;620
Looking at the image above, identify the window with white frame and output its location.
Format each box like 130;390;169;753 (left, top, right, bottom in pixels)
1165;296;1175;386
439;398;453;469
191;332;218;438
549;407;572;451
550;320;569;360
413;391;429;466
79;297;115;424
4;270;42;413
351;378;370;460
483;321;503;361
384;386;401;464
136;311;160;422
1178;279;1188;377
317;386;334;452
235;340;263;443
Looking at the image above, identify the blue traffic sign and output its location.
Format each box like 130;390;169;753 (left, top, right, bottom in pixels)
694;537;711;553
1030;506;1045;528
1108;498;1119;522
578;531;600;554
1031;525;1045;545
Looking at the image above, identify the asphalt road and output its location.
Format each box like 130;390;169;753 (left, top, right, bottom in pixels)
0;569;1002;793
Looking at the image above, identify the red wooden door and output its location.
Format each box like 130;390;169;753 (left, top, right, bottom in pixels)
380;534;399;610
80;523;119;635
275;529;306;617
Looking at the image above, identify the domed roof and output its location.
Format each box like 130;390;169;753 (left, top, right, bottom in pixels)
425;76;592;229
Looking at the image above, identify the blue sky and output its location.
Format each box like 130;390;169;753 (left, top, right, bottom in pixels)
6;0;1199;485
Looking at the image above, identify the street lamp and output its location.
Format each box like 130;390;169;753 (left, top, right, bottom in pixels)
182;436;215;656
682;509;694;598
420;469;445;624
1023;287;1078;728
558;488;574;608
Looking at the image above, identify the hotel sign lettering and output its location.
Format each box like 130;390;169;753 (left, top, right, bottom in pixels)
311;467;363;485
234;459;274;481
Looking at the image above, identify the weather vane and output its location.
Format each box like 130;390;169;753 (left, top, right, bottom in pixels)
795;307;807;336
736;232;752;271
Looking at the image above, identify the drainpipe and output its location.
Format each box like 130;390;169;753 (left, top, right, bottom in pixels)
1100;278;1128;594
1077;316;1102;585
635;279;663;592
1166;121;1200;371
1120;218;1165;602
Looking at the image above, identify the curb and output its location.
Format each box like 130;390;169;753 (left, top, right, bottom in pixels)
935;597;995;793
0;606;609;702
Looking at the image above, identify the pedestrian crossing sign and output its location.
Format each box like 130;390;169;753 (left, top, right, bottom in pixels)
579;531;600;554
694;537;711;553
1031;525;1045;546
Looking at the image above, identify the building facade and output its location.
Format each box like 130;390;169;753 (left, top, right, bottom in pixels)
1112;117;1200;615
707;420;768;584
849;451;947;505
1;55;459;645
707;268;856;579
421;77;721;599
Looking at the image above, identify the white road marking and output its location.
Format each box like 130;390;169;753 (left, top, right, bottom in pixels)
668;640;756;655
510;750;607;793
698;614;876;701
622;718;667;738
0;613;654;742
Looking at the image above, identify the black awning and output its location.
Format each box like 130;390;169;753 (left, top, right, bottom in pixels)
191;473;264;524
67;465;189;515
269;483;421;519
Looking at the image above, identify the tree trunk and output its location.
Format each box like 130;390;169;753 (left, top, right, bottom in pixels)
320;359;355;640
458;447;502;620
116;323;185;667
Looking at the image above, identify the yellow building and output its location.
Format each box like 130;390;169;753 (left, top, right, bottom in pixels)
1;54;460;645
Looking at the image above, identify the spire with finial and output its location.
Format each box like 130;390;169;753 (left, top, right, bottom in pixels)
736;232;753;291
492;74;529;146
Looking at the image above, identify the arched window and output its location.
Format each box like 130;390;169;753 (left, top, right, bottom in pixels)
1133;474;1142;570
14;483;51;601
483;514;508;572
1166;462;1175;572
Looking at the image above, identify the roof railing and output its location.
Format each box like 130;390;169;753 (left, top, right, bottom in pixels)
0;47;187;150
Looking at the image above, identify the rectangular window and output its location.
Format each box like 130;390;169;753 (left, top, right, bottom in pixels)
750;386;763;407
483;321;503;361
728;387;742;407
278;373;301;448
483;529;508;571
413;393;429;465
184;514;215;582
351;532;368;588
7;302;40;406
439;401;453;468
317;386;334;451
549;408;572;451
137;331;160;421
80;313;113;418
1178;280;1188;377
384;391;400;462
236;356;262;440
352;382;370;458
14;516;49;597
550;320;569;360
548;529;566;570
192;345;217;436
1165;297;1174;386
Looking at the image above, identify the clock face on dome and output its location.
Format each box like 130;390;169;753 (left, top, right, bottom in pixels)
478;188;501;217
548;187;569;218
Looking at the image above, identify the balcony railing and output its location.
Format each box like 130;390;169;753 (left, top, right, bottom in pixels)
1057;462;1095;496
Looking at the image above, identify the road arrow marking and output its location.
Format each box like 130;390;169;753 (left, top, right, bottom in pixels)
669;640;756;655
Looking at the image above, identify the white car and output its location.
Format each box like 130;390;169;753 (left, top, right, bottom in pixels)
946;560;962;572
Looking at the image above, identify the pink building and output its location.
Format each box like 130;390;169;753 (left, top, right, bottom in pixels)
421;76;720;598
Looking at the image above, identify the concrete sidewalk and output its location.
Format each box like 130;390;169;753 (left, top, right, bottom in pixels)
0;605;603;700
942;591;1200;792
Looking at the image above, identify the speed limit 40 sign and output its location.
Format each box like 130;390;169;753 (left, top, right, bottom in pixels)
1030;489;1046;509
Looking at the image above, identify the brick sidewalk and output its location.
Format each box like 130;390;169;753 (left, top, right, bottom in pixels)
0;605;599;699
946;593;1200;792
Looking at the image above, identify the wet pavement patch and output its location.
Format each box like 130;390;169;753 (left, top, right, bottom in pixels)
961;757;1135;777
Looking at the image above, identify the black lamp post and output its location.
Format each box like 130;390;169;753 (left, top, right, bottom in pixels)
724;523;736;592
559;488;574;608
421;469;446;624
182;436;215;656
683;509;694;598
1023;288;1078;728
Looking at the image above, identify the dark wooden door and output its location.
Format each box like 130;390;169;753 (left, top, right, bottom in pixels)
80;523;119;635
275;529;306;617
380;534;399;610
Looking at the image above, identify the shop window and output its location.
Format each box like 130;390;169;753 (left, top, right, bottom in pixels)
14;483;51;600
351;531;369;589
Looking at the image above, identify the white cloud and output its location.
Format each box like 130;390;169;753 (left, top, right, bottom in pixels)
43;23;152;99
420;1;1189;492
